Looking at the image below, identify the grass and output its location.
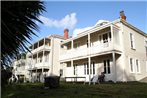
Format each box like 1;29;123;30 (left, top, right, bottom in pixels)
2;82;147;98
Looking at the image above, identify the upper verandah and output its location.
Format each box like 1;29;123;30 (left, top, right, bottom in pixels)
29;34;64;50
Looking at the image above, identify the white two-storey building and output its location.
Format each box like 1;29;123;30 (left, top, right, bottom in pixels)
60;12;147;83
13;11;147;83
13;53;29;82
26;35;64;82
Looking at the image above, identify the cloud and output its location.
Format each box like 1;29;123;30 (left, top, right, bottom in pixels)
72;26;93;37
39;13;77;29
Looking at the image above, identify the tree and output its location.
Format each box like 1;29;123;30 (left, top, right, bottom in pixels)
1;1;45;66
1;1;45;86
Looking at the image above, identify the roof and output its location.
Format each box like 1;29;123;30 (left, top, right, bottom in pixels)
49;34;64;39
61;19;147;44
61;19;120;44
29;34;64;48
119;19;146;37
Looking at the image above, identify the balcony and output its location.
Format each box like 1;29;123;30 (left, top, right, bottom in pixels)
15;71;26;75
27;61;51;70
27;45;51;56
15;59;26;66
34;62;50;69
15;66;26;75
60;41;121;61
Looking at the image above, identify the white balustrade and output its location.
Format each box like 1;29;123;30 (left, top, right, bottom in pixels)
27;61;51;69
60;41;121;61
27;45;51;56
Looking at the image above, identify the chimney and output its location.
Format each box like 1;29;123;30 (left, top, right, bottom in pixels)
64;28;69;39
120;10;126;21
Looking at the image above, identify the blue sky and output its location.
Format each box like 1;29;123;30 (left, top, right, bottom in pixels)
31;1;147;44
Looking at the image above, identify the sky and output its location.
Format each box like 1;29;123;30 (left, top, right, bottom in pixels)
30;1;147;44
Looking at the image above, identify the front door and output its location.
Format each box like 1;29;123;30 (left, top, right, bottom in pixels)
103;59;113;81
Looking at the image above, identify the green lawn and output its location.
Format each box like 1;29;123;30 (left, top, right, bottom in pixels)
2;82;147;98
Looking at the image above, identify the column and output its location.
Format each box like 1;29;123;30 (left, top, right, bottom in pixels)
51;37;54;75
37;53;38;64
88;33;90;48
30;55;33;82
31;55;33;68
44;38;45;45
32;44;34;50
71;60;73;75
38;41;39;48
110;25;114;49
88;57;91;85
71;40;73;49
87;31;91;85
42;68;44;82
42;51;45;81
43;51;45;62
112;51;116;83
91;61;93;77
42;68;44;74
36;69;37;82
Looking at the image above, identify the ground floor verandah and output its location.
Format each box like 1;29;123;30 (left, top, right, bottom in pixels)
61;51;121;84
28;68;49;83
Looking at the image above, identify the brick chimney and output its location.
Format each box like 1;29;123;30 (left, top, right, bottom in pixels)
64;28;69;39
120;11;126;21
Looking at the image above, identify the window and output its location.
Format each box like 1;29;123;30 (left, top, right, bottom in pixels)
146;47;147;58
92;62;95;75
60;69;63;76
104;60;106;74
84;62;95;75
103;33;108;43
61;45;64;48
21;62;25;66
73;65;76;75
90;63;92;74
87;63;89;75
109;32;111;41
35;58;37;64
99;35;102;43
104;60;111;74
130;33;135;49
73;64;77;75
130;58;140;73
67;63;71;67
67;44;71;50
144;40;147;47
130;58;133;72
84;63;86;75
45;54;49;62
74;42;80;49
136;59;140;73
129;58;134;73
107;60;110;74
87;40;89;48
40;56;42;62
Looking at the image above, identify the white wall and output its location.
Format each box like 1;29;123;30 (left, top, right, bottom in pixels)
122;24;147;81
52;38;64;76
